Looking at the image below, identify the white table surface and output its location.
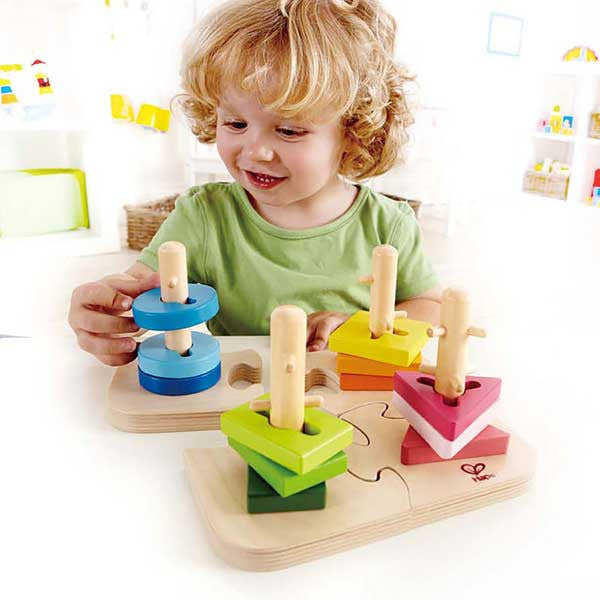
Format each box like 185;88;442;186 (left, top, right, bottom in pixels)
2;200;599;598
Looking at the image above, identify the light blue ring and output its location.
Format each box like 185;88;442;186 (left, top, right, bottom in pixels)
132;284;218;331
138;332;220;379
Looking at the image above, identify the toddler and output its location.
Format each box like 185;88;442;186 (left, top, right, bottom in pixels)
69;0;441;366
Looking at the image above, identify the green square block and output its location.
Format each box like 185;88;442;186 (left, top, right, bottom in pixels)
229;436;347;497
221;398;353;475
247;466;326;514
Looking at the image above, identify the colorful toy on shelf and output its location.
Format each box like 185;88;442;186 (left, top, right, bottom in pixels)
549;105;562;134
533;158;570;176
589;107;600;139
0;60;55;122
131;241;221;395
561;115;574;135
136;103;171;133
110;94;134;121
586;168;600;207
31;59;52;95
536;105;575;136
562;46;598;62
221;304;352;513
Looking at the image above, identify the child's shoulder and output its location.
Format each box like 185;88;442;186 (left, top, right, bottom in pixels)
358;185;418;234
362;185;415;215
175;181;239;209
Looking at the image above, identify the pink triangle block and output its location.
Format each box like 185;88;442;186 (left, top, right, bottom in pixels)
401;425;510;465
393;371;502;441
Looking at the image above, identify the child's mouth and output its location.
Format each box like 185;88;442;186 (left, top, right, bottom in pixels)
244;170;287;189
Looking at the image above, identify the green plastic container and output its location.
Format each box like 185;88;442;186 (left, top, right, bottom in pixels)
0;168;89;238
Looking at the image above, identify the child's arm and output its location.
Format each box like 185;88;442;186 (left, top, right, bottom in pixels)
395;284;442;324
68;261;159;366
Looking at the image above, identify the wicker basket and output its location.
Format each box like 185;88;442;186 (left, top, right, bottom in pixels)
124;191;422;250
124;194;179;250
523;170;569;200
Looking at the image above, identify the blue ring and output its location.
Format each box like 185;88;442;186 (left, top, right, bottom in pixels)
132;284;218;330
138;362;221;396
138;332;220;379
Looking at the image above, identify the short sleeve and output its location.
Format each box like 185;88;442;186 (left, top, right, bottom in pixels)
137;186;207;283
389;203;438;301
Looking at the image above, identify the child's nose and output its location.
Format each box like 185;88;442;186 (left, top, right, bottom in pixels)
247;143;274;162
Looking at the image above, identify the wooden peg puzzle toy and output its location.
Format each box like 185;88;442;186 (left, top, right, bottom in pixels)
220;305;353;513
393;288;502;459
132;241;221;396
103;247;535;570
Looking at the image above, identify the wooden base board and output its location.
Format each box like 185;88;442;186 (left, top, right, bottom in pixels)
106;350;264;432
184;405;535;570
106;348;371;433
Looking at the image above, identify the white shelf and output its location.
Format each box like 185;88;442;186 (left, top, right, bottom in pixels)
0;118;88;134
527;67;600;206
0;227;120;257
531;131;576;143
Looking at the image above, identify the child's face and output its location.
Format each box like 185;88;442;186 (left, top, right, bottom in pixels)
216;87;345;207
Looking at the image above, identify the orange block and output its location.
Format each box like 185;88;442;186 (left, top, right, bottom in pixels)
339;373;394;391
336;353;421;376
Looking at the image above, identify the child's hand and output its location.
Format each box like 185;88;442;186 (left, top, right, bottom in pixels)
68;273;160;366
306;311;350;352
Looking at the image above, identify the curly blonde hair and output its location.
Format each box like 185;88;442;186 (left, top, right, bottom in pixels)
177;0;415;181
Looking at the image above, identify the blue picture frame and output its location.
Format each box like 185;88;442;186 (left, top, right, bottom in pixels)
487;12;524;58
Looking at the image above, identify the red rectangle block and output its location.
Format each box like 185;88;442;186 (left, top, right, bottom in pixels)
401;425;510;465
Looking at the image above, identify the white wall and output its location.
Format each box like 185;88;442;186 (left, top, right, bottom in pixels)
2;0;599;233
377;0;600;218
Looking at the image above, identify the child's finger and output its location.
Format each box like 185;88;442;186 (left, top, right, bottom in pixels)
309;319;336;351
77;309;140;335
97;351;138;367
106;272;161;298
73;281;134;312
77;331;137;356
305;318;319;346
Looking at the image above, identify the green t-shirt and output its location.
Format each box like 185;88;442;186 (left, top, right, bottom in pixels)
139;181;437;335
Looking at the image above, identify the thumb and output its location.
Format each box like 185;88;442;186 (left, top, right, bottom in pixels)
309;319;338;351
108;272;161;299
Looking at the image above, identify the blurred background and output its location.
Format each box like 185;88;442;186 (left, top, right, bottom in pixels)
1;0;600;335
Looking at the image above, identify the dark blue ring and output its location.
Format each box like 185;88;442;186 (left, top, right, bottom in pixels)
138;362;221;396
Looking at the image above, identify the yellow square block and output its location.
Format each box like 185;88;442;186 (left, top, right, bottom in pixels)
328;311;430;367
336;352;421;376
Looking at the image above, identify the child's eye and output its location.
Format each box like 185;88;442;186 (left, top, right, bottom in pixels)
224;120;246;130
278;128;305;138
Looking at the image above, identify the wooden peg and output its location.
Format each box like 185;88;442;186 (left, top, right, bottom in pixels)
422;288;486;402
158;241;192;355
360;245;399;338
427;326;447;338
251;305;324;431
467;326;486;338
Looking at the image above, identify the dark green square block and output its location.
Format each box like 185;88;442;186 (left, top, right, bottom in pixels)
247;466;326;514
230;436;347;497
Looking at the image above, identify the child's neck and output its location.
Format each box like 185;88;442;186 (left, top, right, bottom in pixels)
246;177;358;230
